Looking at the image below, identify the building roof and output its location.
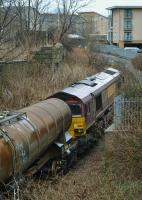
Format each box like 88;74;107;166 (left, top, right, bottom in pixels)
107;6;142;10
79;11;108;19
40;13;81;22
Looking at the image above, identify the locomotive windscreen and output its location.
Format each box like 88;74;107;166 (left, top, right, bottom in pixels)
69;104;81;116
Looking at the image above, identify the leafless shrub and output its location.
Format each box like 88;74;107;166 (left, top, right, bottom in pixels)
118;67;142;97
90;53;108;71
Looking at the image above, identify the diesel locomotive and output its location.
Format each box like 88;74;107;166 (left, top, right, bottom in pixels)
0;67;121;188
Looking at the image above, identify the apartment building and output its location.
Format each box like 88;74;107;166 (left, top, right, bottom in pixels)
107;6;142;48
79;12;108;36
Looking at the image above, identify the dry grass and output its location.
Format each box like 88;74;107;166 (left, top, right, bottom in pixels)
115;66;142;97
66;48;90;66
66;48;107;72
132;55;142;71
105;129;142;181
0;49;96;110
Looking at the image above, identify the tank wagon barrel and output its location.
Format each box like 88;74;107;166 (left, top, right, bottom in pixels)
0;98;71;183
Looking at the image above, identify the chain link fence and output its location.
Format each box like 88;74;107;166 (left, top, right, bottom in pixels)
114;95;142;129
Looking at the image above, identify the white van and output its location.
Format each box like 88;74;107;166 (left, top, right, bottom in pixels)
124;47;139;50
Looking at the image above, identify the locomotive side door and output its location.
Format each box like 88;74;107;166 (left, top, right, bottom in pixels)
86;97;96;128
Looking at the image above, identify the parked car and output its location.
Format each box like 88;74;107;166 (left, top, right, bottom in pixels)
137;49;142;53
124;47;142;53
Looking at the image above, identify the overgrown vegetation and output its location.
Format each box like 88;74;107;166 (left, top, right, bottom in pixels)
0;48;96;110
105;129;142;181
119;67;142;97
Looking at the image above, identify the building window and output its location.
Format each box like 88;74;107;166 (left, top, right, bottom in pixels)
124;32;132;41
124;20;132;30
124;9;132;18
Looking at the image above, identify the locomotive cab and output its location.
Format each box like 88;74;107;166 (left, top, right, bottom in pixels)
50;68;121;141
66;99;86;139
50;92;87;139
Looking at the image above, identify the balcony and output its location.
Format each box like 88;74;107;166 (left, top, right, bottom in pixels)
124;9;133;19
124;31;132;42
124;14;132;19
124;37;132;42
124;25;133;31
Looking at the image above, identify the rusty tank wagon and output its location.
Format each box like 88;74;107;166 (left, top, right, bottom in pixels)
0;98;72;183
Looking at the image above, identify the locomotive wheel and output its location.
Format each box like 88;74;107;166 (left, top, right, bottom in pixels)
51;161;58;176
62;160;69;175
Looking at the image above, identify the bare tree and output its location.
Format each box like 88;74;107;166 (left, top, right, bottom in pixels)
12;0;51;47
31;0;51;31
0;0;18;46
54;0;91;42
0;0;89;49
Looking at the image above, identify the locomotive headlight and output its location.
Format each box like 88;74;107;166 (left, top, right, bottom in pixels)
74;129;84;134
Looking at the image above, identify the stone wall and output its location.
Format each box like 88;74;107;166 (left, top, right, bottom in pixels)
33;43;65;66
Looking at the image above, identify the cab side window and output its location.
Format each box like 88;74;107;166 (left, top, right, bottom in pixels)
96;94;102;111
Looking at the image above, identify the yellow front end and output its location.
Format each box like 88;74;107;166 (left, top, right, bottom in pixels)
68;117;86;139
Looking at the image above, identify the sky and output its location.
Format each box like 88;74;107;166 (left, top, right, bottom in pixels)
84;0;142;16
48;0;142;16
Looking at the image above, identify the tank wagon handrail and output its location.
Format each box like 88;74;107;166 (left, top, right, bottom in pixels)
20;115;38;134
0;112;26;126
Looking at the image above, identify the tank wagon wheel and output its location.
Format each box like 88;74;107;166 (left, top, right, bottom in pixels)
62;160;69;175
51;160;58;176
50;159;69;176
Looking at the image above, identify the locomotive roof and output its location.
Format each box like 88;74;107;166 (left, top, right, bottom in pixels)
57;68;121;103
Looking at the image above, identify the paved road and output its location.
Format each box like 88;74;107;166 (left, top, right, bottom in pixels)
98;44;139;59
